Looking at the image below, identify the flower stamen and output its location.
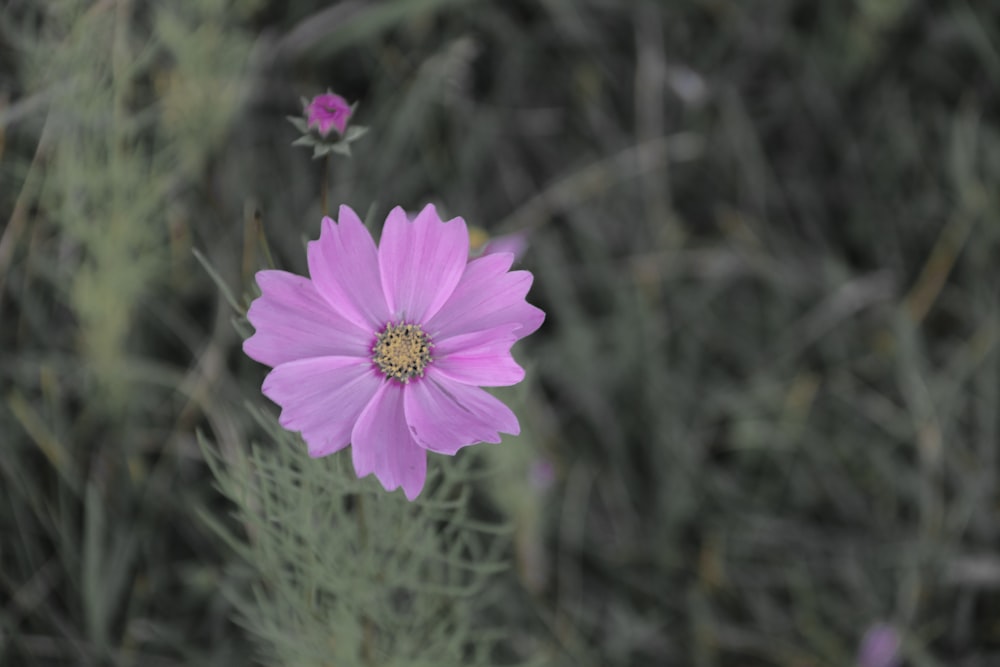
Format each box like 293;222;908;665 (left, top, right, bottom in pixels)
372;323;431;382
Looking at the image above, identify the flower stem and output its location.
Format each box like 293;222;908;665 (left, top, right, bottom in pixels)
241;203;258;285
321;153;330;218
356;494;374;665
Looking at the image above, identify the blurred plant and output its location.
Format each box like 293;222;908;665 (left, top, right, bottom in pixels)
527;458;555;492
1;0;261;664
14;0;256;409
857;624;902;667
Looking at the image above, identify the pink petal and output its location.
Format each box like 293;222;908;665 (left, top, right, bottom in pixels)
424;253;545;341
244;270;372;367
308;206;390;331
351;381;428;500
404;375;520;455
480;232;528;261
432;325;525;386
378;204;468;323
262;357;380;458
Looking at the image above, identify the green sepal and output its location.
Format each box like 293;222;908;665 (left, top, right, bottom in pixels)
343;125;368;141
286;116;309;133
312;144;333;158
292;134;318;147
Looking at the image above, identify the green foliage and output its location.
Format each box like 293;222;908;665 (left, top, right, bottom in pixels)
200;412;511;667
15;0;255;408
1;0;261;664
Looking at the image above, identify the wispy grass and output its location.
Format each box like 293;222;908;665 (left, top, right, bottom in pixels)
1;1;260;664
200;417;512;667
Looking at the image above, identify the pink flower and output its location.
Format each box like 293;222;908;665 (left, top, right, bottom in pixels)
244;204;545;499
305;92;352;136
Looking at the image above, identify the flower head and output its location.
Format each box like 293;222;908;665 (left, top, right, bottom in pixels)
305;91;352;136
244;204;545;499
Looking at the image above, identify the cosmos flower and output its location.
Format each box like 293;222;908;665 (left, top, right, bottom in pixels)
305;91;353;136
244;204;545;499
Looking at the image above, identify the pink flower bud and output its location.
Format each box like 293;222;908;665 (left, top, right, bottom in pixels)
305;92;352;136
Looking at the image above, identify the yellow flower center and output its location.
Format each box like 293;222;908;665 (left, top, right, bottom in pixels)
372;323;431;383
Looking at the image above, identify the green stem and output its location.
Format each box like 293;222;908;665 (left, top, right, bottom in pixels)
356;495;374;665
257;209;275;270
321;153;330;218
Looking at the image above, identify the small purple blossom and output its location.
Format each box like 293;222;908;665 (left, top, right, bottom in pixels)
244;204;545;499
857;623;901;667
305;92;352;136
528;458;555;491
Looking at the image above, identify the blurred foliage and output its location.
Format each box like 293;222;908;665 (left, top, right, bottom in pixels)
3;0;1000;665
1;0;260;664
